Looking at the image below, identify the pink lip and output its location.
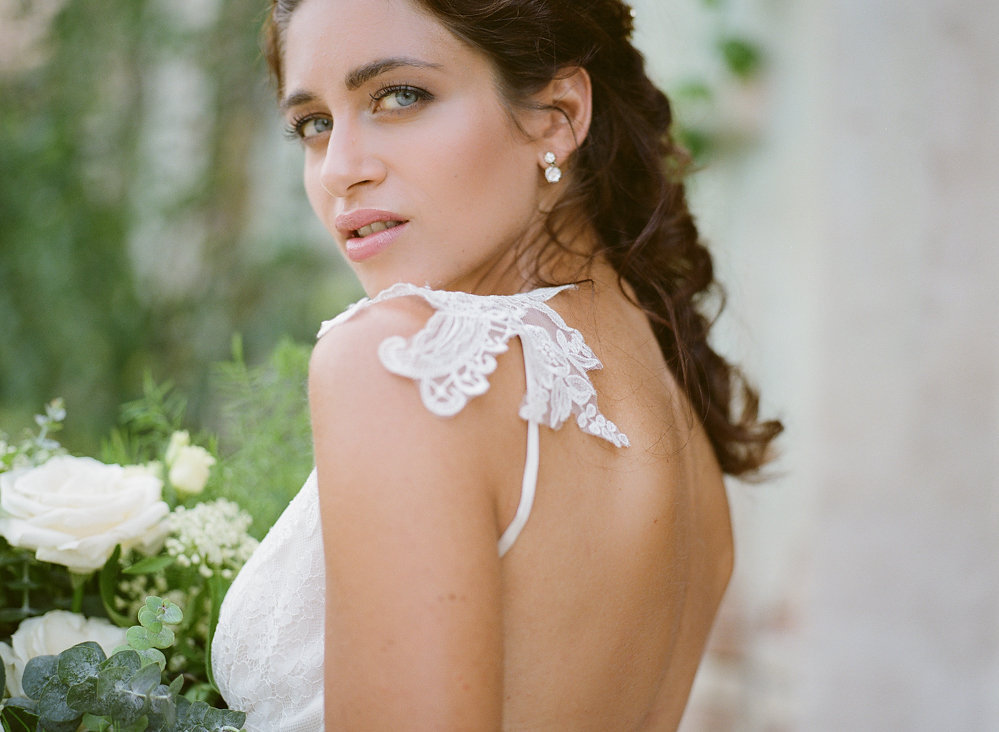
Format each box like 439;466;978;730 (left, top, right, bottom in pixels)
344;221;408;262
335;209;407;238
335;209;409;263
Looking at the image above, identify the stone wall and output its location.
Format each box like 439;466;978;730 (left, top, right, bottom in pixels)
631;0;999;729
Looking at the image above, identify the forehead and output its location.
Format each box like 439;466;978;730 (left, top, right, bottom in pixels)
283;0;464;90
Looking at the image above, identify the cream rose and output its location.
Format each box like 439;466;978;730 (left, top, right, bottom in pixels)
165;431;216;496
0;455;170;573
0;610;126;698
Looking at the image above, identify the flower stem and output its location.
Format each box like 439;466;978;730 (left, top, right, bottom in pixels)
70;572;90;614
20;557;31;613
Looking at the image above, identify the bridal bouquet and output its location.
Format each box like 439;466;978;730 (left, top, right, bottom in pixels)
0;398;254;731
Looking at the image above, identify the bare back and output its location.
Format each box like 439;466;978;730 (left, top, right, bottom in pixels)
496;280;732;730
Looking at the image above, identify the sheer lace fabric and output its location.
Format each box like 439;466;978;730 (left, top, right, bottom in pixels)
212;284;628;730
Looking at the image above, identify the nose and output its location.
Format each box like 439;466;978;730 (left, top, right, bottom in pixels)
318;122;386;198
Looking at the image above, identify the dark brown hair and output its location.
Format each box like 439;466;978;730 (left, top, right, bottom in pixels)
264;0;781;476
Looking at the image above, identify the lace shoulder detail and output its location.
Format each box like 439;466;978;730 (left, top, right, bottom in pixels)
317;283;629;448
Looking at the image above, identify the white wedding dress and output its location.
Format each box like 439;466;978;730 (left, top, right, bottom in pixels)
211;283;629;731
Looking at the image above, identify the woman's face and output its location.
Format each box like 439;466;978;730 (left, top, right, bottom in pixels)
282;0;549;295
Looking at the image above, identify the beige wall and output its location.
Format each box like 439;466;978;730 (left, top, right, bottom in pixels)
632;0;999;728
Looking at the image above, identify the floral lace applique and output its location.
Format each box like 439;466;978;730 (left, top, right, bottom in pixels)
318;282;630;447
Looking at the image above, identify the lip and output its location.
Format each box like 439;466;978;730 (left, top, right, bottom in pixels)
344;221;409;262
335;209;409;263
335;209;408;240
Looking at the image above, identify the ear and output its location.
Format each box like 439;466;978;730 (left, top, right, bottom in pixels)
531;66;593;171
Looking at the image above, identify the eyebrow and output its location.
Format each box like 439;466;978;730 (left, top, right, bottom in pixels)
280;56;442;112
345;57;442;90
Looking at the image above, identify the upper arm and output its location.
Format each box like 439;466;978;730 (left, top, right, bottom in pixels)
309;300;506;730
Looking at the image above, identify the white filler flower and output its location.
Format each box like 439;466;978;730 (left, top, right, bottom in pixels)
0;610;126;698
0;455;170;573
164;431;216;496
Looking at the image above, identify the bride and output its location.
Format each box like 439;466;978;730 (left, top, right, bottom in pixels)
211;0;782;729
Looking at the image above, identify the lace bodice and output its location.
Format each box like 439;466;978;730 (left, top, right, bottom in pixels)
211;283;628;731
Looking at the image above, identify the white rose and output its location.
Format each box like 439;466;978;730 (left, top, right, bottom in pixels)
0;455;170;573
0;610;127;698
165;431;215;496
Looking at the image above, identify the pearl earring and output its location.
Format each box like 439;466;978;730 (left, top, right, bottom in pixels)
544;152;562;184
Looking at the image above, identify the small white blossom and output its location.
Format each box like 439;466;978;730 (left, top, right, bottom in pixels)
164;431;215;496
165;499;258;579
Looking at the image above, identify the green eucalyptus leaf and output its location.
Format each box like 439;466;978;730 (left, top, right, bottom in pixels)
142;596;183;626
157;599;183;626
95;664;131;697
147;683;178;729
21;655;58;700
178;698;209;725
147;625;176;649
168;674;184;695
0;654;5;694
136;648;167;671
37;680;80;724
56;642;105;686
204;706;246;731
37;717;82;732
128;663;161;697
104;649;142;674
65;676;99;712
126;626;153;651
123;554;176;575
137;606;162;632
107;687;146;726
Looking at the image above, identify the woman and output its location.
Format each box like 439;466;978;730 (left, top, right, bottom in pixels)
211;0;782;729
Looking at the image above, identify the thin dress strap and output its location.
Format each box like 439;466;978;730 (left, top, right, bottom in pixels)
497;419;540;557
317;283;629;556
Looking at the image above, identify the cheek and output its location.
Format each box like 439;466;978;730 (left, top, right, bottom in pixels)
303;157;328;226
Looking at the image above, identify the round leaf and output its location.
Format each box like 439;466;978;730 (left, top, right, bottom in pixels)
38;680;81;723
105;649;142;673
21;655;58;699
147;625;176;649
65;677;99;713
57;642;105;686
125;626;152;651
137;607;162;633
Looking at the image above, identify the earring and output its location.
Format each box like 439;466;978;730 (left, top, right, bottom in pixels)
544;152;562;184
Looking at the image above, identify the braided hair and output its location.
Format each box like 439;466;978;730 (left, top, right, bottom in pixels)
264;0;782;476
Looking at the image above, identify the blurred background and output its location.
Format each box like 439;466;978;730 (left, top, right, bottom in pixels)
1;0;996;729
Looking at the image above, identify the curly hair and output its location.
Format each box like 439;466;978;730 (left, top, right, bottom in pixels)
264;0;782;476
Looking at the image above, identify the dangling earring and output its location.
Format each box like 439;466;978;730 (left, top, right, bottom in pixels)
544;152;562;184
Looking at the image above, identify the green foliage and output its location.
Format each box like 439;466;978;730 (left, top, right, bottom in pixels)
0;0;348;455
669;1;768;162
718;36;764;80
1;600;245;732
100;376;189;469
209;337;313;538
0;541;77;639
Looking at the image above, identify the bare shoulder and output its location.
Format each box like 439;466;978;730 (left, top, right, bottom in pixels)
309;294;517;726
309;293;524;468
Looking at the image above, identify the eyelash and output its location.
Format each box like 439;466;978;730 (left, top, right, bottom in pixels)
368;84;433;110
284;84;434;141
